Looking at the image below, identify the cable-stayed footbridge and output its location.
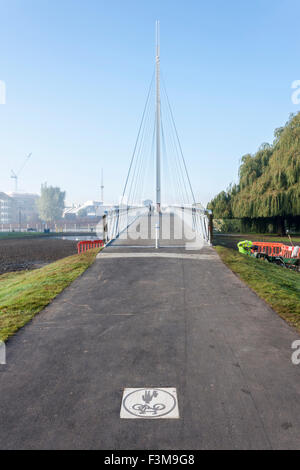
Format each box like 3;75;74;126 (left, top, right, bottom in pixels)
100;21;211;249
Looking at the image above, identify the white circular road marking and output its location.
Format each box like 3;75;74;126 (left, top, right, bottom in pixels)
120;388;179;419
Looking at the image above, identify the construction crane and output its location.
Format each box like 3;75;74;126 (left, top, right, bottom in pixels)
11;153;32;192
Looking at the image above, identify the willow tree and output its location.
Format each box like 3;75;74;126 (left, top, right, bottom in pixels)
208;112;300;234
207;190;232;218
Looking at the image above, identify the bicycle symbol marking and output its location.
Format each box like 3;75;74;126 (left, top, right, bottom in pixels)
132;403;166;415
123;388;177;418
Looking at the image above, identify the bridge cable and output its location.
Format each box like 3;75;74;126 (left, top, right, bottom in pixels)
122;71;155;202
161;73;196;204
161;84;190;204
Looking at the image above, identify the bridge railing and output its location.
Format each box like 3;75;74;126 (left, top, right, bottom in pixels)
169;204;212;245
101;205;149;244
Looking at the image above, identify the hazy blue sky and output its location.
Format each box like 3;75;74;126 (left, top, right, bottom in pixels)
1;0;300;205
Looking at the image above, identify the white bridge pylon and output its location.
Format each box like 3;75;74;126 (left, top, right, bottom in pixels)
110;22;210;246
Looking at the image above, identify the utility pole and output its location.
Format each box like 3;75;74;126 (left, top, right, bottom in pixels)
155;20;161;213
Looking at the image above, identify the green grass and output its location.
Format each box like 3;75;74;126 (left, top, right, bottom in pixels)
216;246;300;331
0;232;50;240
215;233;300;243
0;248;101;341
244;235;300;243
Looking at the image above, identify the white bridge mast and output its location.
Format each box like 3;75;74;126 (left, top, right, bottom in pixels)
156;20;161;213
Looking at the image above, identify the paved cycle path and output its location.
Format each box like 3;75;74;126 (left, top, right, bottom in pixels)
0;214;299;449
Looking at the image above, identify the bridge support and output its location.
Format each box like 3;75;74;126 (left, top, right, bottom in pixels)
156;20;161;214
155;222;160;249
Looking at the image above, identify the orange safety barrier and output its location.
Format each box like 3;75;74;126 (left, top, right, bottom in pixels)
252;241;300;258
280;245;300;259
252;241;284;256
77;240;104;254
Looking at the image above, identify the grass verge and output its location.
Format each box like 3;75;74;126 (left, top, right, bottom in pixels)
216;246;300;331
0;247;101;341
241;235;300;243
214;233;300;243
0;232;51;240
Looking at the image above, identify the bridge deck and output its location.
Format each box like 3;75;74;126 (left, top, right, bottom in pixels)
0;215;299;449
106;213;210;252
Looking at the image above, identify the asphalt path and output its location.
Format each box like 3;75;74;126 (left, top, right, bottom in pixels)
0;214;299;449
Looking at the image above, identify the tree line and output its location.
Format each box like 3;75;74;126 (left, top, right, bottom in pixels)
208;112;300;234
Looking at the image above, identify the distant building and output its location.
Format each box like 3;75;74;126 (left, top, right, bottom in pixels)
6;193;40;223
0;192;16;224
143;199;153;208
63;201;114;218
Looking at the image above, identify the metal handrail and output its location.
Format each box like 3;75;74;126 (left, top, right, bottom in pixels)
169;204;211;244
102;205;149;243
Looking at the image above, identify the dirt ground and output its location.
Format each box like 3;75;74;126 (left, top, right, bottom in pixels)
0;238;78;274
